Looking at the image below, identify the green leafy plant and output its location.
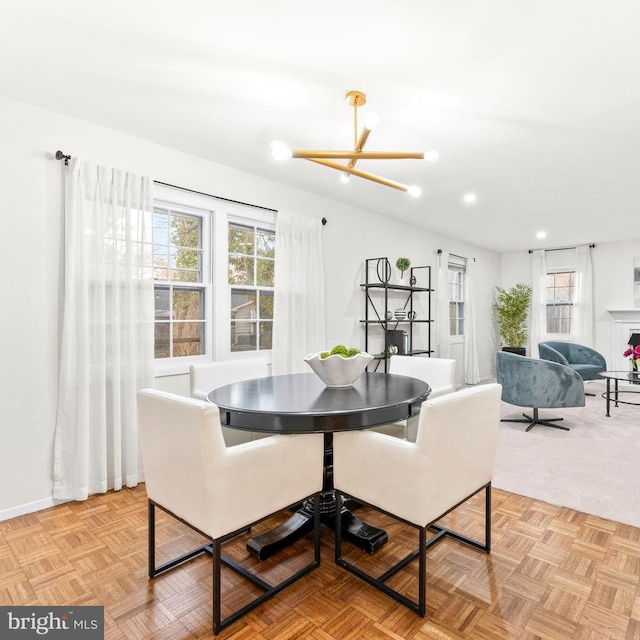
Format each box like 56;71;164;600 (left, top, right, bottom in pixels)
493;283;533;348
395;257;411;278
320;345;362;359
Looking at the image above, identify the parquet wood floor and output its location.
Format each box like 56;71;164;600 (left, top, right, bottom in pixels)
2;484;640;639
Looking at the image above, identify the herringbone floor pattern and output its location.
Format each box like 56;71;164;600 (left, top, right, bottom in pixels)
2;484;640;639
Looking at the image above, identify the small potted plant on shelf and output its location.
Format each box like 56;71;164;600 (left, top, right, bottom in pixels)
395;257;411;286
492;283;532;356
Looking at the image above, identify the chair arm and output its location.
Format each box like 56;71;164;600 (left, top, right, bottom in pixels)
538;343;569;366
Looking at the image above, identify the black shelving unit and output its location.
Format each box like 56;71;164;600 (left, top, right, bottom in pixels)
360;257;433;372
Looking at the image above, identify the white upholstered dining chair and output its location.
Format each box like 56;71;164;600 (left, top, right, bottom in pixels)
333;383;502;616
137;388;324;635
190;357;270;445
372;355;456;441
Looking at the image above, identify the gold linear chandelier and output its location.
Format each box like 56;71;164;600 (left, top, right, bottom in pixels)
270;90;438;196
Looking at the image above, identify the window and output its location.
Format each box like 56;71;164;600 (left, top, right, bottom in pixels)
448;263;465;337
152;185;276;374
153;206;208;359
546;270;575;334
228;223;275;352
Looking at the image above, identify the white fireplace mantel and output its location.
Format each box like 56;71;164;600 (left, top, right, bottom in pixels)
607;309;640;369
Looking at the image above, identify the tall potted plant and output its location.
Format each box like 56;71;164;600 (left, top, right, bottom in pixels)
493;283;533;355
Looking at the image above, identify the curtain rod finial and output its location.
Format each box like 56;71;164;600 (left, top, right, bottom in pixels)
55;150;71;166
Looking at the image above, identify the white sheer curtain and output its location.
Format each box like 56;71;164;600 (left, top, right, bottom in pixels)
463;258;480;384
272;212;326;375
571;244;594;345
529;249;548;358
53;159;155;501
435;250;451;358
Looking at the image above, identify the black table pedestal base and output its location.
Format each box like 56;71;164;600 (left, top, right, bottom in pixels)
246;495;388;560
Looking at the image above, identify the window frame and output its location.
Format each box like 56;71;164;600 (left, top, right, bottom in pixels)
152;199;212;374
153;185;276;377
448;259;466;344
545;268;576;338
228;220;275;353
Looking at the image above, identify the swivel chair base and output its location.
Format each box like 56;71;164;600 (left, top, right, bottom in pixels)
501;407;569;432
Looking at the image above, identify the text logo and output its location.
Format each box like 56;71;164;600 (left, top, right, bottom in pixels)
0;607;104;638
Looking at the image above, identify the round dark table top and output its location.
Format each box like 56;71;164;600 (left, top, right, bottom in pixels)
207;372;431;434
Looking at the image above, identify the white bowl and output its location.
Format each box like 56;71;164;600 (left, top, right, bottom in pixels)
304;352;373;388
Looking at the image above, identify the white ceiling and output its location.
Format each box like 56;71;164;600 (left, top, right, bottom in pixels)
2;0;639;253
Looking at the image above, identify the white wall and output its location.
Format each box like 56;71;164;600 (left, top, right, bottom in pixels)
501;241;640;367
0;95;500;518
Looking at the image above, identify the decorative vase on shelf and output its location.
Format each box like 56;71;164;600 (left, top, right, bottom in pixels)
394;309;407;321
397;273;406;286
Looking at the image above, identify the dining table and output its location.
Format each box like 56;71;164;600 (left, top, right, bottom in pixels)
208;371;431;560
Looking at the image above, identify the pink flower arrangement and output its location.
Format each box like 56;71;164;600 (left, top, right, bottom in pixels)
623;345;640;365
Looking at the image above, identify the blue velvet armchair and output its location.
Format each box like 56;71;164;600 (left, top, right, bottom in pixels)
538;341;607;395
496;350;585;432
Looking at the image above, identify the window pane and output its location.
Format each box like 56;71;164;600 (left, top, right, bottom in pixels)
260;321;273;350
229;225;254;255
171;269;199;283
153;210;169;245
231;289;257;320
257;230;275;258
172;321;203;357
155;323;170;358
173;289;202;321
260;291;274;319
170;215;200;248
231;321;257;351
229;255;254;285
154;286;170;320
256;258;274;287
171;247;200;271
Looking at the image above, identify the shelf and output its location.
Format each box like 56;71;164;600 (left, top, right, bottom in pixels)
359;319;433;324
361;258;433;372
360;282;432;293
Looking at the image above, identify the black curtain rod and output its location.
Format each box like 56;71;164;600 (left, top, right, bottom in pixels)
437;249;476;262
528;243;595;254
153;181;277;213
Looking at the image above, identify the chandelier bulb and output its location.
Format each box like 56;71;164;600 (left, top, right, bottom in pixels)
364;112;379;131
339;172;350;184
424;150;439;162
270;140;292;161
407;186;422;197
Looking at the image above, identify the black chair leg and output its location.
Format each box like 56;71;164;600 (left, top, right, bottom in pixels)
501;407;570;432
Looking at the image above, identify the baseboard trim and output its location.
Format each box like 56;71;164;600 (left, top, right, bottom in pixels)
0;497;70;522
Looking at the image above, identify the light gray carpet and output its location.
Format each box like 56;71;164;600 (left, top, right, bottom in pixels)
493;379;640;528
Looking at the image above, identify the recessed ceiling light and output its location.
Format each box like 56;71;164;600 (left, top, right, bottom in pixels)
536;231;547;239
463;193;477;204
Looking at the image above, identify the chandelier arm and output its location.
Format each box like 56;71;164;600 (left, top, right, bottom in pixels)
292;150;424;160
348;127;372;169
306;158;411;192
